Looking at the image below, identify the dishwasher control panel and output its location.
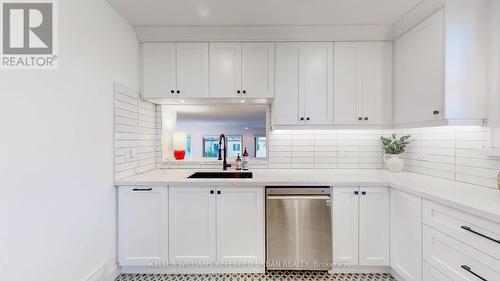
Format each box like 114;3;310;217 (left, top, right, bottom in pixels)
266;186;331;195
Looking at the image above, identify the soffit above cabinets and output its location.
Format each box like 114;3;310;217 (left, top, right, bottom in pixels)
106;0;422;26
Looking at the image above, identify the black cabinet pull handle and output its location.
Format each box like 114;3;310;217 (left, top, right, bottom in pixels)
176;90;180;94
354;191;359;195
433;110;440;115
358;117;362;120
300;117;304;121
210;190;214;194
170;90;174;94
237;90;241;94
132;188;152;191
242;90;246;94
461;226;500;244
306;117;310;121
361;191;366;195
217;190;221;195
461;265;488;281
364;117;368;121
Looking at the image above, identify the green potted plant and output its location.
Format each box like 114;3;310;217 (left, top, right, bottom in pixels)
380;134;411;172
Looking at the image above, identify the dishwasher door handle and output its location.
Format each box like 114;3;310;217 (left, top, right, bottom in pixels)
267;195;331;200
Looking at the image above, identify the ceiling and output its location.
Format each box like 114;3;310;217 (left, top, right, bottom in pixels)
107;0;422;26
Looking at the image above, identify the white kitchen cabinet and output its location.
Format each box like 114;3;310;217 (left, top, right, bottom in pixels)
141;43;176;99
274;43;303;125
332;186;389;267
423;262;453;281
169;186;265;264
209;43;242;98
242;43;275;98
168;186;216;262
358;187;390;266
274;42;334;126
390;190;422;281
141;43;209;99
176;43;209;98
210;42;274;99
394;10;444;124
118;186;168;266
334;42;392;125
332;187;359;265
394;7;486;126
423;225;500;281
216;187;264;262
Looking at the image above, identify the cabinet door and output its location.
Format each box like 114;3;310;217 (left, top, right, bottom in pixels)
361;43;392;125
391;190;422;281
142;43;176;98
118;187;168;266
334;43;363;124
242;43;275;98
303;42;334;125
216;187;264;263
273;43;304;125
394;10;444;124
169;186;216;262
359;187;389;266
176;43;209;98
332;187;359;265
209;43;242;98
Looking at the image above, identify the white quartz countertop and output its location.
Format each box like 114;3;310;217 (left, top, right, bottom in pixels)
115;169;500;223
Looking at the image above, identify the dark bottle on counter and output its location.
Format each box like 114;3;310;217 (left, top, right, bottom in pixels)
235;154;242;170
242;147;249;170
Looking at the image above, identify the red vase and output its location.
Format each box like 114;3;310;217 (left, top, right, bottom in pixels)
174;150;185;160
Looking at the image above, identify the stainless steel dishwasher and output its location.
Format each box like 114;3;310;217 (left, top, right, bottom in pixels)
266;186;332;270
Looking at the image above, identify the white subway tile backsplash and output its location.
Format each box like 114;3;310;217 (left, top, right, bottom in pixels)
113;83;159;180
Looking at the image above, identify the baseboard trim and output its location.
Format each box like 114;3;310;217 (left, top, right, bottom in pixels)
120;266;266;274
329;265;392;274
107;264;120;281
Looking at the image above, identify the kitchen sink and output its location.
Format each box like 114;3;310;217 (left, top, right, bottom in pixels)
188;172;253;179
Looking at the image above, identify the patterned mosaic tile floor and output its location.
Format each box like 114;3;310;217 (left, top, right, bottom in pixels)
117;272;395;281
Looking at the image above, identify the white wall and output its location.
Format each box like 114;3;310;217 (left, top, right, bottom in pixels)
488;0;500;147
0;1;139;281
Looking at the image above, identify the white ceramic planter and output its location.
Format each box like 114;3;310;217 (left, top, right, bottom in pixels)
384;154;404;172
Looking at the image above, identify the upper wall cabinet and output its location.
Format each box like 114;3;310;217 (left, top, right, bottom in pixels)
142;43;177;99
273;42;334;126
210;42;274;99
394;5;487;126
394;11;444;125
334;42;392;125
141;43;209;99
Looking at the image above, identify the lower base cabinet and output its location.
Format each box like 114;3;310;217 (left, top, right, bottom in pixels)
423;225;500;281
118;186;168;266
332;186;389;267
390;190;422;281
169;186;265;265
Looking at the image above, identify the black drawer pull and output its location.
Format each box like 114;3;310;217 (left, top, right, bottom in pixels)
354;191;359;195
210;190;214;194
461;226;500;244
361;191;366;195
132;188;152;191
461;265;488;281
217;190;221;195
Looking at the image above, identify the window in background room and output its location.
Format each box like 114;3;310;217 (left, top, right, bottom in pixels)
185;135;192;158
227;136;243;158
203;135;242;158
255;136;267;158
203;136;220;158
